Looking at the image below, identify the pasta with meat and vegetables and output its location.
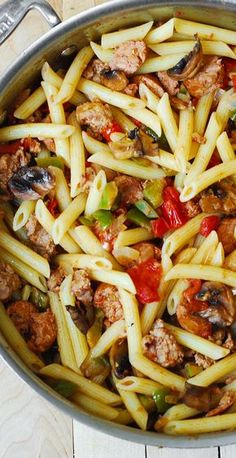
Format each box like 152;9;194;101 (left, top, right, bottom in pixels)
2;16;236;435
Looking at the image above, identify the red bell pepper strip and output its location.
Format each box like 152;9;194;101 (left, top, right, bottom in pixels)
101;121;123;142
199;215;220;237
207;150;222;169
151;217;170;238
232;75;236;92
47;198;59;217
0;140;21;154
161;186;188;229
127;258;162;304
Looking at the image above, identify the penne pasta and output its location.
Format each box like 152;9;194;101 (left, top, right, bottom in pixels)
82;131;110;155
110;106;136;133
90;41;113;62
174;108;193;173
216;131;235;162
150;40;236;59
90;270;136;294
90;319;125;359
59;274;75;307
181;159;236;201
85;170;106;216
40;363;121;405
88;150;165;180
116;376;163;395
55;253;112;271
72;392;120;421
0;123;74;142
156;93;178;152
114;227;153;250
13;200;36;231
0;230;50;278
146;150;181;173
78;77;145;110
155;404;199;431
190;91;215;160
137;53;185;74
165;264;236;288
52;193;87;244
0;301;44;372
101;21;153;48
115;382;148;431
68;111;86;197
164;414;236;435
174;18;236;45
139;82;160;113
55;46;94;104
50;166;71;210
14;87;47;120
122;107;161;137
145;18;175;44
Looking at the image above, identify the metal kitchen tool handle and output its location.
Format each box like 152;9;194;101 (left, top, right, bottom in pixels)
0;0;61;45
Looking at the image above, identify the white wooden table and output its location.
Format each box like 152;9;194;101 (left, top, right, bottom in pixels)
0;0;235;456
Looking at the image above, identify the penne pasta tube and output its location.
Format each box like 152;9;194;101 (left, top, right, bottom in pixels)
146;150;181;173
137;54;185;74
155;404;199;430
49;293;80;373
115;386;148;431
156;93;178;152
13;200;36;231
190;91;215;160
90;41;113;62
164;413;236;435
101;21;153;48
68;112;86;197
181;159;236;201
0;302;44;372
90;319;125;359
174;108;193;172
110;107;136;133
88;151;165;180
78;77;145;110
35;200;80;254
174;18;236;45
165;264;236;288
114;227;153;250
71;392;119;421
145;18;175;44
185;112;222;184
216;88;234;129
131;354;186;393
210;242;224;267
55;254;112;271
0;230;50;278
40;363;121;405
89;270;136;294
82;131;110;155
118;288;143;355
14;87;46;120
41;63;86;104
55;46;94;104
164;323;229;360
73;225;122;271
188;352;236;387
122;107;161;137
116;376;163;395
0;123;74;142
59;274;75;307
139;82;160;113
50;166;71;210
41;81;70;165
224;249;236;272
85;170;106;216
162;213;208;257
114;410;133;425
216;131;235;162
0;246;47;292
150;40;236;59
52;193;87;244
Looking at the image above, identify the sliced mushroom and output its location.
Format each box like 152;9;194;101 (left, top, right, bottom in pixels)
109;131;143;159
100;69;128;91
110;337;132;379
66;301;95;335
195;281;235;327
182;384;222;412
8;166;55;200
167;37;203;81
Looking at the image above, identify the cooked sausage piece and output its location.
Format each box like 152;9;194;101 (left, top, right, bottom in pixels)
25;215;56;260
47;267;66;293
217;217;236;255
83;58;128;91
7;300;57;352
76;102;113;135
132;242;161;264
0;148;29;199
184;56;224;98
71;269;93;306
142;319;184;368
132;74;164;97
109;40;147;75
94;283;124;327
199;179;236;214
206;391;236;417
114;175;143;206
157;71;179;96
0;262;21;301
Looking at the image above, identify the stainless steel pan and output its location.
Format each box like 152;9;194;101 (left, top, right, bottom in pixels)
1;0;236;447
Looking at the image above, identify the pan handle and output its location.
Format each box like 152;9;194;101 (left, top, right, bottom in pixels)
0;0;61;45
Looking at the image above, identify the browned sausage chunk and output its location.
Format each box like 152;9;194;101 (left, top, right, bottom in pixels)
71;269;93;306
94;283;124;327
157;71;179;96
184;56;224;98
0;262;21;301
109;40;147;75
76;102;113;135
0;148;29;199
25;214;56;260
114;175;143;206
217;217;236;255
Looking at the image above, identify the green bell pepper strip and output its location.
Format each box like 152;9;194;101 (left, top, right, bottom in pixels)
127;208;151;229
153;388;171;413
143;179;165;208
92;210;114;230
51;379;77;398
30;287;49;311
99;181;118;210
135;199;157;218
184;363;203;378
145;127;170;151
79;215;94;227
36;156;65;170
